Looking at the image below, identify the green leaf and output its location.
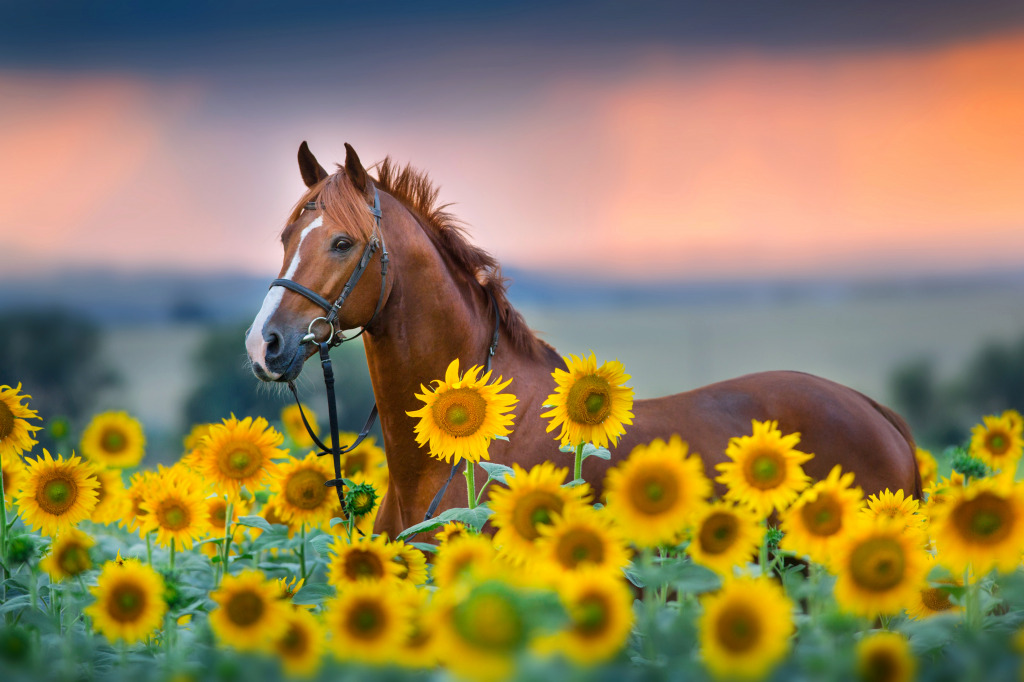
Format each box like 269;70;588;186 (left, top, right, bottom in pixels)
580;443;611;461
308;535;334;557
478;461;515;485
563;478;587;488
292;582;336;605
329;517;347;529
397;505;494;541
409;542;439;554
558;444;575;453
236;515;273;533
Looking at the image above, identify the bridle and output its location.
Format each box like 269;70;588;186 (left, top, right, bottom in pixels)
267;184;500;525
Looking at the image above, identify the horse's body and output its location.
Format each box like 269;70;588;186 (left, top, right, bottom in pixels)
245;143;920;539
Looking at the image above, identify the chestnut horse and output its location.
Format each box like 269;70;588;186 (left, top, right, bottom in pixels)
245;142;921;539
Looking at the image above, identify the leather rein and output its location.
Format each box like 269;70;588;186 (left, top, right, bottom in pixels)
268;185;500;525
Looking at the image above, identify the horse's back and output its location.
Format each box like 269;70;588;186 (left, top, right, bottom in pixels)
622;370;921;499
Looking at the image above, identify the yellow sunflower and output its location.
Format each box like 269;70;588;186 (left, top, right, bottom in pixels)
923;472;965;510
281;403;319;449
861;488;926;532
88;468;129;525
779;465;863;566
489;461;592;564
79;411;146;469
686;500;764;575
269;451;335;528
436;520;470;546
699;575;794;680
930;476;1024;576
261;496;300;538
832;518;928;618
120;470;158;534
179;422;215;470
338;433;389;492
431;533;499;588
1;452;26;507
906;555;962;620
396;587;440;669
604;436;712;548
40;528;94;581
535;504;632;575
193;415;284;498
16;450;99;536
534;570;635;665
406;358;518;464
274;576;314;611
716;419;813;519
0;384;42;460
541;353;634;450
915;448;938;491
86;559;167;644
857;631;916;682
970;413;1024;471
327;534;403;587
325;580;411;665
139;471;211;550
209;569;290;651
273;607;325;677
392;541;429;586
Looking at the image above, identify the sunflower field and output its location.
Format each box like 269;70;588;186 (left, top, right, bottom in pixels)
3;352;1024;682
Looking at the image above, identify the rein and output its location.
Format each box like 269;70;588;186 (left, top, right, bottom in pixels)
269;186;500;526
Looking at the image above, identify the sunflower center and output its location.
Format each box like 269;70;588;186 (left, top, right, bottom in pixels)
158;502;190;531
58;544;90;576
0;400;14;441
573;593;611;636
511;491;564;540
219;442;263;479
285;468;329;510
210;502;228;527
800;493;843;536
699;512;739;555
744;451;786;490
565;375;612;425
278;622;309;656
454;592;525;652
848;537;906;592
343;452;368;476
861;648;902;682
952;492;1014;545
556;528;606;568
108;583;147;622
715;603;762;653
344;549;384;580
627;468;680;515
920;586;954;612
100;427;128;454
347;599;386;638
986;432;1010;456
432;388;488;438
37;475;78;515
226;591;265;627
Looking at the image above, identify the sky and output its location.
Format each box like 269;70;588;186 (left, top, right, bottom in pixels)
3;1;1024;282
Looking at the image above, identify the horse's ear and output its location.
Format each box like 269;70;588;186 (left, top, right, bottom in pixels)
298;141;328;188
344;143;369;194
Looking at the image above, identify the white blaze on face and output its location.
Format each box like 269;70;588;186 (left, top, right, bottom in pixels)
246;216;323;377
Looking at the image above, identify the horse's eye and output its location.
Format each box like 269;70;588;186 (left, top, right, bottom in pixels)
332;237;353;253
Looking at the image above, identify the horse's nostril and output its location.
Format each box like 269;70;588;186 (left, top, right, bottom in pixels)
265;330;282;357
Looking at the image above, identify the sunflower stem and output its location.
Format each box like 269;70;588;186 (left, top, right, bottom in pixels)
299;524;308;581
574;442;585;483
758;521;770;577
145;532;152;567
465;461;477;510
76;574;91;635
169;538;175;573
641;548;658;663
0;464;7;615
220;500;234;583
965;564;981;631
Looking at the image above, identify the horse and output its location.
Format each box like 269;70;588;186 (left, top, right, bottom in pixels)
245;141;921;539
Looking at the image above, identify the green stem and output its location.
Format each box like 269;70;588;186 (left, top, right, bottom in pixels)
145;533;152;567
574;442;584;482
76;574;91;635
759;521;770;577
465;461;477;510
474;479;493;507
641;548;658;663
169;538;175;573
0;464;7;619
965;564;981;631
220;500;234;583
299;525;307;581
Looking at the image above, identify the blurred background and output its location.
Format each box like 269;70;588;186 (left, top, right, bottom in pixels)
2;1;1024;463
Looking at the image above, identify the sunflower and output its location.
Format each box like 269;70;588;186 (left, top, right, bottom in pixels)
861;488;926;532
915;448;938;491
0;384;42;460
89;468;129;525
716;420;813;518
86;560;167;643
269;451;335;528
923;472;965;510
699;575;794;680
16;450;99;536
79;411;146;469
273;607;325;677
969;413;1024;471
193;415;284;498
857;631;916;682
686;500;764;575
407;358;518;464
604;436;711;548
489;461;591;563
120;470;158;534
832;518;928;618
780;465;863;566
40;528;94;581
535;504;632;575
325;580;411;665
396;587;440;669
431;534;499;588
327;534;403;587
436;521;470;546
261;496;300;538
274;576;314;611
139;470;211;550
179;422;215;470
1;452;25;507
534;570;635;665
281;403;319;449
392;541;429;586
540;353;634;450
906;555;962;620
209;569;290;651
338;433;389;492
435;580;529;682
930;476;1024;575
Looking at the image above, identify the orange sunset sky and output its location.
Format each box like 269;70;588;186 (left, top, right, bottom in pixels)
2;5;1024;282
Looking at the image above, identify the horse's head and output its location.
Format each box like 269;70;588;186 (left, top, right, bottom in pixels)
246;142;389;382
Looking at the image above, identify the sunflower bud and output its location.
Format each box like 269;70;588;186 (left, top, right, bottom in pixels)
345;483;378;518
5;535;35;565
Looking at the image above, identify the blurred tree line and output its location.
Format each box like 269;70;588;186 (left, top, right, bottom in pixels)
889;331;1024;449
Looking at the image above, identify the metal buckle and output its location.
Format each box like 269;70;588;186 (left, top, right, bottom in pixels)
302;316;334;344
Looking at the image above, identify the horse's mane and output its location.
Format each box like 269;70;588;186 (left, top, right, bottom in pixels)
374;157;556;361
